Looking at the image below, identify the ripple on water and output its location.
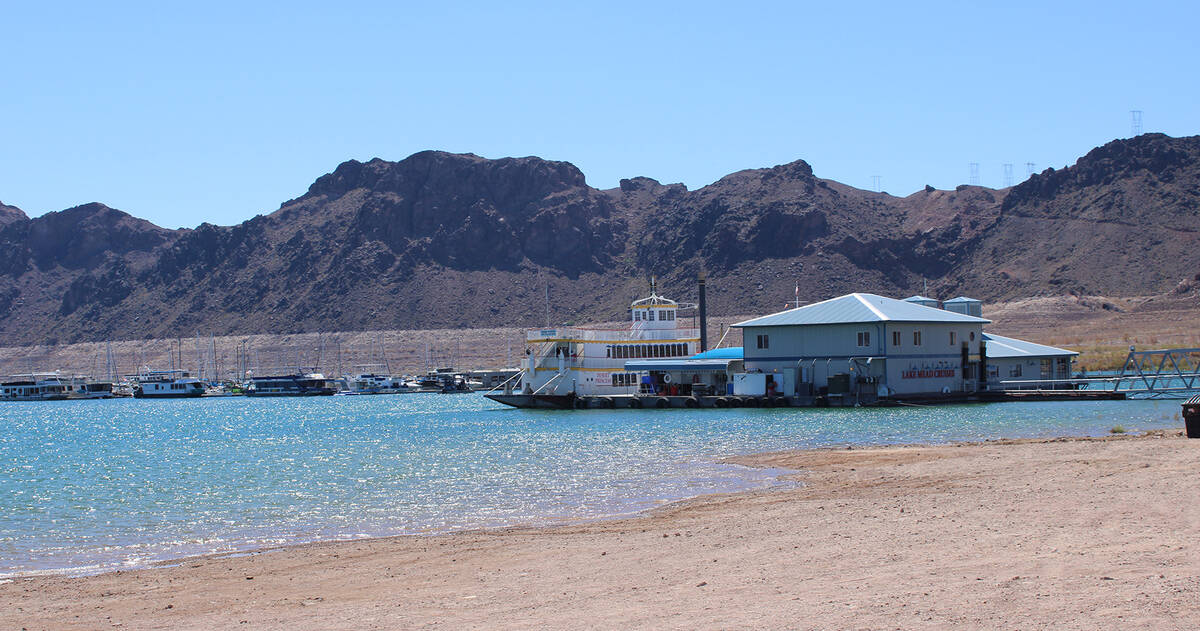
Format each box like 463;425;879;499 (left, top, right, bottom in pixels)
0;395;1183;576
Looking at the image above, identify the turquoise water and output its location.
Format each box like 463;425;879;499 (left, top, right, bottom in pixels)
0;394;1184;577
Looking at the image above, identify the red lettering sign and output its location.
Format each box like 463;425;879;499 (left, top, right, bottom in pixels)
900;369;957;379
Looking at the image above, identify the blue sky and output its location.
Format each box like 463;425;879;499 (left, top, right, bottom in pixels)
1;1;1195;228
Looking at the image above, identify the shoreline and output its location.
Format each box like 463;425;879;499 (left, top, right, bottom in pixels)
1;426;1159;583
4;429;1198;629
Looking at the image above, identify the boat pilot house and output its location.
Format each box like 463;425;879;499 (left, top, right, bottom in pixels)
731;293;991;402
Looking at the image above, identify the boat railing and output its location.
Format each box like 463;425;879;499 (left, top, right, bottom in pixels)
526;327;700;342
484;370;523;395
531;371;570;395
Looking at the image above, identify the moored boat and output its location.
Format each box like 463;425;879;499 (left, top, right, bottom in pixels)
341;371;418;395
67;376;116;399
246;374;337;396
133;370;206;399
486;281;700;408
0;373;73;401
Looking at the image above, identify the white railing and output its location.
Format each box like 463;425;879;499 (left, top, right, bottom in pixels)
526;327;700;343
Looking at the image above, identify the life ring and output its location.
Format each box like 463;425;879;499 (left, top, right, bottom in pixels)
662;374;672;383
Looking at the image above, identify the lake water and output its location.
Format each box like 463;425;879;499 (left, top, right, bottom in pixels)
0;394;1184;577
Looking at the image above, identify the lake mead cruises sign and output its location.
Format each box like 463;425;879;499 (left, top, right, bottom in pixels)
900;360;958;380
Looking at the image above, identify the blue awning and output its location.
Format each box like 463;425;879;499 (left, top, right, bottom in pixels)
623;357;738;372
690;346;743;360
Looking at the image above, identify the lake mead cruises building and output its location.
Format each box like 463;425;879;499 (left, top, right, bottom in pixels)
730;293;992;402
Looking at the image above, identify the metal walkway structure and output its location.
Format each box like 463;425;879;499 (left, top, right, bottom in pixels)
998;347;1200;399
1102;347;1200;398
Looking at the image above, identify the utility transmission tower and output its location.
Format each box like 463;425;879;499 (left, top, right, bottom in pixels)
968;162;980;186
1131;110;1143;136
1025;162;1036;179
1003;163;1014;188
871;175;881;193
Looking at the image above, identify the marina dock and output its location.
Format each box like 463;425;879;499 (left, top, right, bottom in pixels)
487;388;1126;410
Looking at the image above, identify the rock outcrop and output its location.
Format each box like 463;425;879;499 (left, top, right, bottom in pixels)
0;135;1197;345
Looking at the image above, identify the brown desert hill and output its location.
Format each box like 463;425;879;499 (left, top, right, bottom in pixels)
0;135;1197;346
942;133;1200;299
0;203;176;342
608;160;1009;311
0;200;26;226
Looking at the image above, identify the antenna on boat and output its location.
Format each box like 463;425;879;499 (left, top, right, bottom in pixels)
105;341;117;382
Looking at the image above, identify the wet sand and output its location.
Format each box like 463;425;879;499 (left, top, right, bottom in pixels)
4;430;1198;630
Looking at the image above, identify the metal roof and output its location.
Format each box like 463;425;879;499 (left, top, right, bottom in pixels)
732;293;991;328
943;296;981;304
903;295;938;303
983;333;1077;359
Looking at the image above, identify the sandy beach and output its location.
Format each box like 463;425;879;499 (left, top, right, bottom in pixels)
3;430;1197;630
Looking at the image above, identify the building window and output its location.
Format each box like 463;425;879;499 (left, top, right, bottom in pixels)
892;331;901;346
611;373;638;387
756;334;769;349
950;331;957;346
856;331;870;347
970;331;975;341
648;310;655;321
913;330;922;346
1009;364;1022;378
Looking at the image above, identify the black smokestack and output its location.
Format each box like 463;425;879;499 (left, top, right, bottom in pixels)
698;272;708;352
979;339;988;390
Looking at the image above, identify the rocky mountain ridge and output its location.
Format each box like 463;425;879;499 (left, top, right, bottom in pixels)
0;133;1197;345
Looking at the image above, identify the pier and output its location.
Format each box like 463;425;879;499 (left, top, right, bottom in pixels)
486;388;1126;410
1000;347;1200;399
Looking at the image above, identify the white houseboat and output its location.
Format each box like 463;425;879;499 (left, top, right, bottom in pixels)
341;369;417;395
486;283;700;408
133;370;206;398
67;376;116;399
0;373;71;401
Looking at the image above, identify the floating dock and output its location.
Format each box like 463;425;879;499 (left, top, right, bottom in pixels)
486;389;1126;410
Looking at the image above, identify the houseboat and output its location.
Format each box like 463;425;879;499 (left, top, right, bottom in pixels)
0;373;71;401
245;374;337;396
133;370;206;398
67;376;116;399
341;370;417;395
